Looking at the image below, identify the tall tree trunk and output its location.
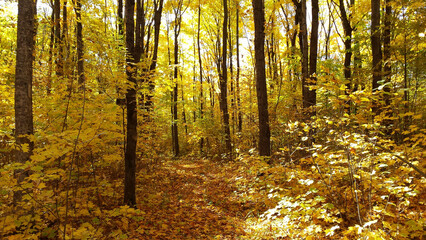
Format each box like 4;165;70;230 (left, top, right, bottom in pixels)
338;0;354;112
197;3;204;152
14;0;37;202
74;0;85;89
383;0;392;135
124;0;140;207
323;0;333;60
371;0;382;116
252;0;271;156
293;0;309;110
383;0;392;106
172;1;183;157
402;11;409;132
281;5;297;110
193;36;197;123
228;11;235;135
144;0;164;112
62;0;68;76
54;0;63;77
236;0;242;133
118;0;123;35
181;73;188;135
47;4;55;94
220;0;232;154
308;0;319;112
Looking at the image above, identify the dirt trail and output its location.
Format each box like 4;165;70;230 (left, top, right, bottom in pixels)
135;158;247;239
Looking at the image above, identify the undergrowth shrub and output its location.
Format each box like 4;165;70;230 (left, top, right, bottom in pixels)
237;113;425;239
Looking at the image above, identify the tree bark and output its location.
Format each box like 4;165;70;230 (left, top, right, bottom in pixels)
308;0;319;111
293;0;309;110
74;0;85;89
54;0;63;77
14;0;37;202
118;0;123;35
338;0;354;112
62;0;68;75
252;0;271;156
220;0;232;154
339;0;353;85
171;1;184;157
371;0;382;93
229;11;235;135
144;0;164;112
124;0;140;207
383;0;392;106
197;2;204;152
150;0;164;71
236;0;242;133
382;0;393;135
47;4;55;94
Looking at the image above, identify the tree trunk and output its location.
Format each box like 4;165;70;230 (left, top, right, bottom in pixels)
236;0;242;133
383;0;392;106
402;11;409;132
145;0;164;111
338;0;354;112
323;0;333;60
220;0;232;154
171;1;183;157
181;73;188;136
118;0;123;35
54;0;63;77
62;0;68;75
371;0;382;103
47;5;55;94
383;0;392;135
229;12;235;135
124;0;139;207
14;0;37;202
252;0;271;156
308;0;319;111
197;3;204;152
293;0;309;110
75;0;85;89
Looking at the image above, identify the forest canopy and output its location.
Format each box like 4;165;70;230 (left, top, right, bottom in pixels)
0;0;425;239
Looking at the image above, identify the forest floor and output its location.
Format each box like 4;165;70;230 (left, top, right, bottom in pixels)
65;148;425;239
129;157;252;239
